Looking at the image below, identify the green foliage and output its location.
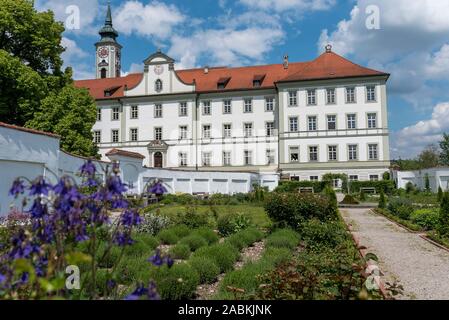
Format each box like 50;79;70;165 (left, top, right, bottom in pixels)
217;212;252;236
410;209;439;231
264;193;338;230
170;224;191;238
299;219;349;251
179;234;208;252
425;174;431;192
225;227;264;250
160;193;196;205
378;189;387;209
150;263;200;300
438;187;444;203
440;133;449;166
323;185;338;212
438;192;449;236
265;229;300;250
388;197;414;220
349;180;395;194
174;206;211;229
417;144;441;169
157;229;180;245
405;182;416;194
124;234;158;258
136;213;172;235
340;195;360;205
193;243;239;273
189;256;220;284
116;256;151;285
96;243;122;269
382;171;391;181
169;243;191;260
190;227;219;245
274;181;328;193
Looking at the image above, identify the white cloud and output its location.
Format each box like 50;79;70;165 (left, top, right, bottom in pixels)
61;37;94;79
239;0;335;13
114;1;185;40
392;102;449;158
168;27;284;69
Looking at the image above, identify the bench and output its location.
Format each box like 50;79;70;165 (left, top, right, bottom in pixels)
299;187;314;194
193;192;210;200
360;187;376;194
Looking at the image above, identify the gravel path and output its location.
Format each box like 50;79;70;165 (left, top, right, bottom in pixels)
341;208;449;300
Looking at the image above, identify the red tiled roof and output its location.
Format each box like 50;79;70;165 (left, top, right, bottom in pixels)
74;51;388;100
0;122;60;139
74;73;143;100
105;148;145;159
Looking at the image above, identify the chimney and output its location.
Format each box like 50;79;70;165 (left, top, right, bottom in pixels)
204;66;209;74
325;44;332;53
283;54;289;69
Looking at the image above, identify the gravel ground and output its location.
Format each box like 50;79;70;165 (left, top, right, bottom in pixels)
342;208;449;300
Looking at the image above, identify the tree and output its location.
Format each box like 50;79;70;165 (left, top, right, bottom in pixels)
382;171;390;181
26;85;98;157
438;187;443;203
417;144;440;169
424;174;430;192
437;192;449;237
439;133;449;166
378;189;386;209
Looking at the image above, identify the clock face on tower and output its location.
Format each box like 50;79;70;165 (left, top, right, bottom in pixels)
154;65;164;75
98;47;109;59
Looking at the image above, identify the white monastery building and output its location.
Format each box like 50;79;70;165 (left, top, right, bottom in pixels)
75;5;391;183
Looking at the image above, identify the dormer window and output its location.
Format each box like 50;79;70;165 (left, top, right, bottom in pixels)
217;77;231;90
104;85;120;97
155;79;163;93
253;74;265;87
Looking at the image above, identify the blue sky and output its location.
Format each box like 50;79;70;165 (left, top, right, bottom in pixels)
34;0;449;159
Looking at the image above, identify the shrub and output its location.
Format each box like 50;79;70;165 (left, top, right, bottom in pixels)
359;190;367;201
438;192;449;236
191;227;219;245
189;256;220;284
169;243;191;260
264;193;338;230
274;181;327;193
239;227;264;246
136;213;171;235
349;180;395;195
388;197;414;220
378;190;387;209
266;229;300;250
406;182;416;194
157;229;180;245
116;256;152;285
383;171;391;181
160;193;195;205
225;234;247;250
176;207;211;229
340;195;359;205
124;234;159;257
217;212;252;236
150;263;200;300
193;243;239;273
179;234;208;251
96;243;122;268
410;209;439;231
299;219;349;251
323;186;338;213
438;187;443;203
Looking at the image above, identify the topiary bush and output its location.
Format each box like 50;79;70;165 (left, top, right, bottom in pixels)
189;256;220;284
157;229;180;245
264;193;338;230
410;209;439;231
438;192;449;236
388;197;414;220
169;243;191;260
265;229;300;250
340;195;360;205
378;190;387;209
179;234;208;251
150;263;200;300
193;243;239;273
191;227;219;245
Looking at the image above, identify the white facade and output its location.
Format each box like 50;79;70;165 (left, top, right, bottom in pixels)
393;168;449;192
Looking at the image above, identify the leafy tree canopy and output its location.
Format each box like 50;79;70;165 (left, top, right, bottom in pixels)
439;133;449;166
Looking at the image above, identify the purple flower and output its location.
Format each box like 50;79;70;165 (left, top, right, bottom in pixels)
164;255;174;269
29;177;51;196
148;182;167;195
107;176;128;195
80;160;96;176
148;250;164;267
28;200;47;219
125;282;160;300
9;179;25;197
114;232;134;246
120;210;142;227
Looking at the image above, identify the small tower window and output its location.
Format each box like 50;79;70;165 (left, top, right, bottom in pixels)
155;79;163;92
101;68;107;79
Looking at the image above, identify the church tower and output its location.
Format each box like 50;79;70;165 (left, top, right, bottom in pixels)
95;3;122;79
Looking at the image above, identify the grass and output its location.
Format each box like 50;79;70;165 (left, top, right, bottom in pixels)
149;204;271;229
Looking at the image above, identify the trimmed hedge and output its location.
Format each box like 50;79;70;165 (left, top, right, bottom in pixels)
150;263;200;300
349;180;395;194
193;243;239;273
169;243;191;260
189;256;220;284
274;181;328;193
265;229;300;250
179;234;208;251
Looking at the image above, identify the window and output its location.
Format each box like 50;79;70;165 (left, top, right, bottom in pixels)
112;107;120;121
203;101;211;115
244;99;253;113
223;152;231;166
348;145;358;161
266;149;275;165
130;106;138;119
266;122;275;137
223;100;232;114
179;102;188;117
291;176;300;181
309;146;318;162
308;116;317;131
94;131;101;144
202;152;211;167
289;117;298;132
326;88;336;104
97;109;102;121
112;129;119;143
328;145;338;161
179;126;188;140
307;89;316;105
179;153;187;167
130;128;138;142
290;146;299;162
310;176;319;182
346;87;356;103
202;125;211;139
244;123;253;137
101;68;107;79
288;91;297;107
349;175;358;182
244;150;253;165
154;104;163;118
327;115;337;130
367;113;377;129
154;127;162;141
370;175;379;181
347;114;357;129
368;144;378;160
155;79;163;92
265;97;274;112
223;124;232;138
366;86;376;102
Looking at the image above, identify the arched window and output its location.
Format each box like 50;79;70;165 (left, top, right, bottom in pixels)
155;79;163;92
100;68;107;79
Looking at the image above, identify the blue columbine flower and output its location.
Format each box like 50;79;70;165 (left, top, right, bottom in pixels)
120;209;142;227
29;177;51;196
9;179;25;197
125;282;160;300
80;160;96;176
148;250;164;267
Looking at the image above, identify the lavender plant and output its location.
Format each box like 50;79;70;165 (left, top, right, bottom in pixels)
0;161;172;300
